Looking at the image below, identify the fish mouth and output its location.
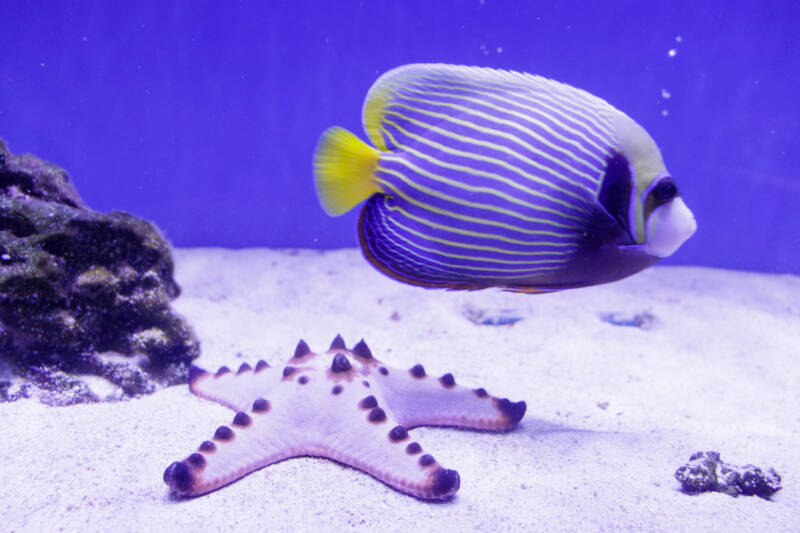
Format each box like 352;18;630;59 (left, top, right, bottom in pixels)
643;197;697;258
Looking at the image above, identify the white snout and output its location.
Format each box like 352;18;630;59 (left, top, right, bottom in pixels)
643;197;697;258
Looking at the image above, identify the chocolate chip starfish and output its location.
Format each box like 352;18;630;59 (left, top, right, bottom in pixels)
163;335;526;500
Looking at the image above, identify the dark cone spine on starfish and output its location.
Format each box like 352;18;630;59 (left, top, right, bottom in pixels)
164;461;195;493
187;366;208;385
409;364;426;378
429;468;460;498
233;412;252;427
406;442;422;454
329;334;347;351
359;395;378;409
353;339;373;359
198;440;216;452
293;339;311;359
187;453;206;468
439;373;456;388
389;426;409;442
331;353;352;373
213;425;234;441
252;398;270;412
368;407;387;423
495;398;527;429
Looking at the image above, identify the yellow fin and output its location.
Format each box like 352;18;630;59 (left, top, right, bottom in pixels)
313;127;382;216
362;82;392;151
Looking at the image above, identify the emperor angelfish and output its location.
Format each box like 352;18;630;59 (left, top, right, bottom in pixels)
313;64;696;293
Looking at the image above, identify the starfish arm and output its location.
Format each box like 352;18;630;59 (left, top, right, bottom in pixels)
297;370;461;500
188;361;282;412
166;355;460;500
368;363;526;431
163;396;299;497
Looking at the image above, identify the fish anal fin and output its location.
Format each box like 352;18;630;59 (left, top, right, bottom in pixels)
357;195;489;291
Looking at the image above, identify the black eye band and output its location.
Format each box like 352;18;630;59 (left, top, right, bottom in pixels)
643;176;679;221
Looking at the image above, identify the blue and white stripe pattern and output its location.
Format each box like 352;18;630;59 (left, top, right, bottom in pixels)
359;65;631;290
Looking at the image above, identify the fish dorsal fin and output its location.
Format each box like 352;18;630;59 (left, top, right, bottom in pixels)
361;63;619;151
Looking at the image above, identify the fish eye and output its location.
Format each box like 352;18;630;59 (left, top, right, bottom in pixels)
650;177;678;205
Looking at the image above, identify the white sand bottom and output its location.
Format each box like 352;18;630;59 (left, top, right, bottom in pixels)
1;248;798;532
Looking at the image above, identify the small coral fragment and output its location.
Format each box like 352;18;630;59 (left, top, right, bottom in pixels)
674;451;782;500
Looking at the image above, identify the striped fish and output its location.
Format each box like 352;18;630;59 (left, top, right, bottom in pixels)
313;64;696;292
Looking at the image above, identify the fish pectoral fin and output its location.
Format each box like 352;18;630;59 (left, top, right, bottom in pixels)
313;127;382;216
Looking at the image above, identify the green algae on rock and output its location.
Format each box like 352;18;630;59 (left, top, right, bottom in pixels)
0;139;199;405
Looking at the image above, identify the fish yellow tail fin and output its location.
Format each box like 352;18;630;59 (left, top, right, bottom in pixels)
313;127;382;216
